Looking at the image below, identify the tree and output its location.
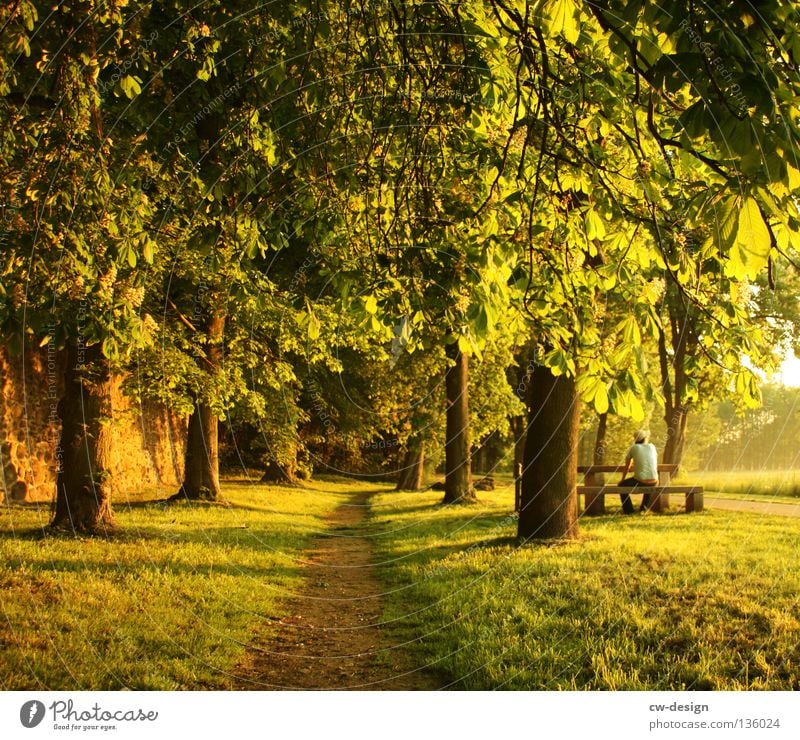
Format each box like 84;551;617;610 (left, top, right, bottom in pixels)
468;0;800;538
1;2;161;531
119;2;326;498
278;1;528;502
518;364;580;540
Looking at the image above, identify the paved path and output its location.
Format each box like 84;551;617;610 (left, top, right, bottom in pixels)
705;496;800;517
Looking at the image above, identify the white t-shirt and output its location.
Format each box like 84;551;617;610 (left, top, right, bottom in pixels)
626;442;658;482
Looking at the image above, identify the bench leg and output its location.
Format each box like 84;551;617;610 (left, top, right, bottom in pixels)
686;491;703;513
649;491;670;512
584;490;605;516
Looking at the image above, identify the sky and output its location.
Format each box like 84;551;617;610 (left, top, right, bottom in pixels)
775;354;800;387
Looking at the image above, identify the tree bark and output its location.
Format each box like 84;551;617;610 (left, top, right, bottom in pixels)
517;364;580;541
663;403;689;468
472;441;486;475
176;312;225;500
443;342;475;503
483;430;501;473
512;414;526;473
396;441;425;490
592;411;608;486
582;411;608;515
658;277;696;473
594;412;608;468
52;343;115;533
178;401;222;499
658;326;691;471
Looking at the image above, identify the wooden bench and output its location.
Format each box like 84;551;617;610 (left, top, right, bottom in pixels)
577;464;704;514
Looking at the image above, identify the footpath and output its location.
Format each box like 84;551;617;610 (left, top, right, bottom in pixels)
234;489;443;689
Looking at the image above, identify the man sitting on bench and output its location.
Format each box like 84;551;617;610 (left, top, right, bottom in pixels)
618;429;659;514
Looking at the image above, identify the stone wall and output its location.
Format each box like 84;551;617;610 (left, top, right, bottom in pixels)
0;345;185;503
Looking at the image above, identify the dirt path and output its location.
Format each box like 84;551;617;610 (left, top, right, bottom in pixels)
233;490;444;690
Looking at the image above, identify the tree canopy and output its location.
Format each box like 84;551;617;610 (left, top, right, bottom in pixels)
1;0;799;536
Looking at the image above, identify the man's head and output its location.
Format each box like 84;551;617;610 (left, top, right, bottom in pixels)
634;429;649;444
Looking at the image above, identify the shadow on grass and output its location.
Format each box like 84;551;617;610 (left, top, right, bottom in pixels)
0;521;323;557
1;553;299;584
374;500;515;517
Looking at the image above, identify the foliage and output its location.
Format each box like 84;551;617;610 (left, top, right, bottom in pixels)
3;0;800;518
0;1;160;360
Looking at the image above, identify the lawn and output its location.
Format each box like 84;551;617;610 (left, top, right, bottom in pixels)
4;477;799;691
682;469;800;501
0;479;350;690
371;486;800;690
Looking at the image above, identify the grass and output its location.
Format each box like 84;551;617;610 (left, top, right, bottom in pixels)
371;486;800;690
681;469;800;500
0;479;354;690
4;475;799;691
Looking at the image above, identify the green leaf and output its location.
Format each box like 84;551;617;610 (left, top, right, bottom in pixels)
712;194;740;252
545;348;570;376
716;115;753;157
594;383;609;414
119;75;142;100
726;197;770;280
676;100;707;139
101;337;118;361
618;316;641;346
585;208;606;240
628;395;645;422
142;241;154;265
364;295;378;315
473;304;489;337
307;312;321;341
541;0;580;44
246;238;259;260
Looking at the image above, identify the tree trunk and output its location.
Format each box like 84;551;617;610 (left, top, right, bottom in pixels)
592;410;608;487
472;441;486;475
176;312;225;500
582;411;608;515
517;364;580;541
594;412;608;468
443;342;475;503
260;457;298;485
52;343;115;533
658;276;695;474
396;441;425;490
663;404;689;469
659;324;690;472
177;401;222;499
512;414;526;473
484;430;501;472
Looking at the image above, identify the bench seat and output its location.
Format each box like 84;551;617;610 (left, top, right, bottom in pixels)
577;485;704;514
